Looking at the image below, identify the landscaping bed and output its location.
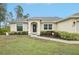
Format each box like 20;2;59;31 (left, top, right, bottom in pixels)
54;31;79;41
40;31;79;41
0;28;10;35
40;31;55;37
0;28;28;35
9;31;28;35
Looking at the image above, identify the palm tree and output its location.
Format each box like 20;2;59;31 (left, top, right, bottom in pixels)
8;12;13;21
23;13;30;19
15;5;23;20
4;12;13;27
0;3;7;28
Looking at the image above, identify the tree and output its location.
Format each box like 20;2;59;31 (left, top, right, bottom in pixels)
23;13;30;19
15;5;23;20
0;3;7;28
8;12;13;21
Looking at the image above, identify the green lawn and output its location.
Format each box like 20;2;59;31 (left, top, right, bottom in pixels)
0;35;79;55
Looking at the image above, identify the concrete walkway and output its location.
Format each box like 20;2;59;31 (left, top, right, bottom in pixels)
30;35;79;44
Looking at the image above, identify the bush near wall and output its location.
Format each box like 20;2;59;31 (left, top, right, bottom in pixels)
0;28;10;35
40;31;54;37
54;31;79;41
40;31;79;40
9;31;28;35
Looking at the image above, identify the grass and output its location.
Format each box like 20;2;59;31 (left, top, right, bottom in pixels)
0;35;79;55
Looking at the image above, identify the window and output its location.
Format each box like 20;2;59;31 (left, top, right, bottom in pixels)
44;24;52;30
17;24;23;31
44;24;48;30
49;24;52;29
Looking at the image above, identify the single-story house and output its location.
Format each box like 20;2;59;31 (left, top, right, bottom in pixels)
9;13;79;35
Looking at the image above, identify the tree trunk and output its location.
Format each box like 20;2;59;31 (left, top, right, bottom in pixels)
0;22;1;28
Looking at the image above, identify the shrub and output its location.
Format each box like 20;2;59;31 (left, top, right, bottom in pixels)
9;31;28;35
54;31;79;40
40;31;54;37
0;28;10;35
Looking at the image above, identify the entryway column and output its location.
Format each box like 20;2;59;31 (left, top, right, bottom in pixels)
28;22;31;35
37;21;40;35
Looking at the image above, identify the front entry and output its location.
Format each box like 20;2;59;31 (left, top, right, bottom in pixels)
28;22;40;35
33;24;37;32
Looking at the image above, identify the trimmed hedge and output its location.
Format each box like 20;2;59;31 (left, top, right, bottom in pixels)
9;31;28;35
40;31;54;37
40;31;79;40
0;28;10;35
54;31;79;40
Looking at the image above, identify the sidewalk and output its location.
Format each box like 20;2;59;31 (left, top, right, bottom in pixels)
30;35;79;44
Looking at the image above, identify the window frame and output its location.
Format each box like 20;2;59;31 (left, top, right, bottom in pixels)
49;24;52;30
44;24;52;30
44;24;48;30
17;23;23;31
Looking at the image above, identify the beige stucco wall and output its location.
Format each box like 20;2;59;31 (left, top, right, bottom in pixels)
56;19;76;33
10;24;17;32
76;22;79;33
10;23;28;32
10;18;79;35
23;24;28;31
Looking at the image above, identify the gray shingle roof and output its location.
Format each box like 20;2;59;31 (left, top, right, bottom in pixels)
9;17;62;24
70;13;79;17
57;13;79;23
28;17;62;21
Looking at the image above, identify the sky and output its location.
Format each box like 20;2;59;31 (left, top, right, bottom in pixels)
7;3;79;18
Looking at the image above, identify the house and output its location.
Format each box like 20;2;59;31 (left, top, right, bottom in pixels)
9;13;79;35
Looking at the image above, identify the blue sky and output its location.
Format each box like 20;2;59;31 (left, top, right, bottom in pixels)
7;3;79;18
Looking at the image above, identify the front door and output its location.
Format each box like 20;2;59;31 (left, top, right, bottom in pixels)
33;24;37;32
